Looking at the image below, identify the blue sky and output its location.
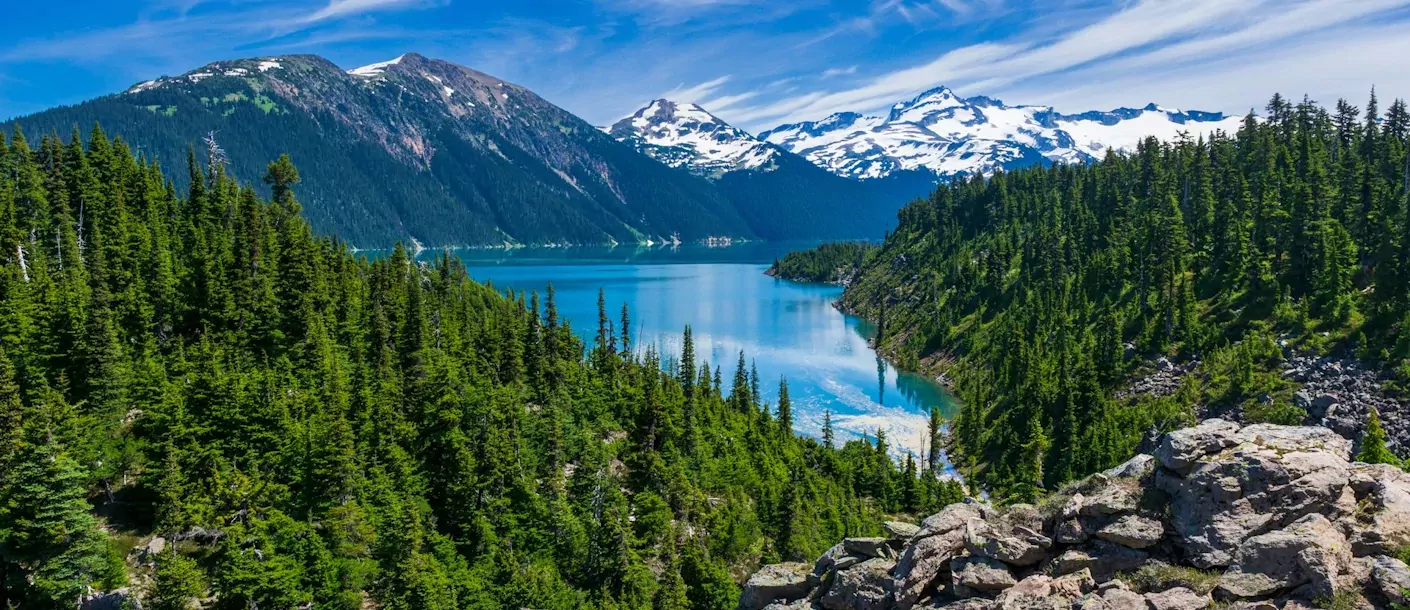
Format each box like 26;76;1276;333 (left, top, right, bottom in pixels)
3;0;1410;131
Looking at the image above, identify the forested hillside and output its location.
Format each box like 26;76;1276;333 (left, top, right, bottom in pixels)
834;92;1410;501
0;125;963;609
2;54;755;247
767;242;878;285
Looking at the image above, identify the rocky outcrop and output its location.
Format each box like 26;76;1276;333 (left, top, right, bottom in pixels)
741;563;818;610
737;419;1410;610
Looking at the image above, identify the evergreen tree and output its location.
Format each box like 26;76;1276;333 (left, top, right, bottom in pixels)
1357;408;1401;467
147;548;206;610
776;378;792;437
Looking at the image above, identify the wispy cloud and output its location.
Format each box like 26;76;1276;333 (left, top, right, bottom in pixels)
299;0;434;23
821;65;857;78
719;0;1410;130
662;75;732;104
0;0;441;65
698;90;759;112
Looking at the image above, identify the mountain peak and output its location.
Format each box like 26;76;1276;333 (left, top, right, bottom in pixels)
124;55;340;93
763;88;1244;180
607;99;775;175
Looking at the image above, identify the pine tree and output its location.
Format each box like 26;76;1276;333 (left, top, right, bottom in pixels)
776;378;792;438
1356;408;1401;467
147;548;205;610
927;406;943;472
0;429;107;607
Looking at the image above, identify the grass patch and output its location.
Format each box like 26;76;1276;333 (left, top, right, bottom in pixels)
253;95;278;113
1314;590;1364;610
1392;543;1410;565
1127;563;1221;595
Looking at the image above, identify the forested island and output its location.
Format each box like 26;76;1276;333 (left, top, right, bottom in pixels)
766;242;878;285
0;125;964;609
817;92;1410;501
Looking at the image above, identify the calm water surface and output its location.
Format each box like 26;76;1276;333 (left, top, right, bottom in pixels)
449;243;958;460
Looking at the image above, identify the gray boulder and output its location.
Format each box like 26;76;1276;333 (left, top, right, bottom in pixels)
1216;513;1350;599
886;520;922;540
813;543;846;576
964;519;1050;567
919;500;991;538
1143;587;1209;610
892;527;967;610
952;555;1017;593
1373;555;1410;606
82;589;141;610
1234;424;1351;459
1094;515;1163;549
992;570;1095;610
1054;518;1089;544
1095;588;1146;610
1345;463;1410;556
1154;418;1241;473
760;601;812;610
844;537;893;559
934;600;998;610
1074;478;1141;518
820;557;893;610
1157;430;1353;568
1049;540;1148;580
1102;454;1156;480
738;562;817;610
834;555;862;571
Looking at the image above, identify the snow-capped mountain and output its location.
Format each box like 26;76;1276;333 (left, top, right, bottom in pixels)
758;86;1246;180
606;100;777;176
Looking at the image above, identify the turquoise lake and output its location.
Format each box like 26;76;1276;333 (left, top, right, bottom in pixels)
449;242;958;460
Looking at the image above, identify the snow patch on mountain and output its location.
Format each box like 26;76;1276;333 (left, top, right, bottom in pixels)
349;55;405;78
759;87;1245;180
606;99;776;175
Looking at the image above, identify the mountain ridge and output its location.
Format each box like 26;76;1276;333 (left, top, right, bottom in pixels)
5;52;759;248
757;85;1246;179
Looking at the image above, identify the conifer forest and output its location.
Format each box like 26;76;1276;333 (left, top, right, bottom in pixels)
835;92;1410;501
0;125;963;609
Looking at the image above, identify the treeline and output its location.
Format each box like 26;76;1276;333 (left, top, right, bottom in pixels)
0;124;961;609
836;91;1410;501
767;242;878;284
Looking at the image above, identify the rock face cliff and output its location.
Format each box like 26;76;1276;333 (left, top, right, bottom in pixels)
739;419;1410;610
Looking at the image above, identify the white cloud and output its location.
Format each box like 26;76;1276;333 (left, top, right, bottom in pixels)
698;90;759;112
300;0;430;23
718;0;1410;130
1018;22;1410;116
662;75;732;104
821;65;857;78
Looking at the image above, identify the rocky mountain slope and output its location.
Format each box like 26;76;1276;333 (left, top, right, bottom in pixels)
4;53;754;247
757;87;1245;180
607;99;778;175
606;99;937;240
739;418;1410;610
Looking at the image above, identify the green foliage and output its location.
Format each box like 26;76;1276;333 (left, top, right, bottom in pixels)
0;125;950;609
147;549;205;610
1128;564;1221;595
829;91;1410;498
768;241;878;284
1357;408;1402;467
